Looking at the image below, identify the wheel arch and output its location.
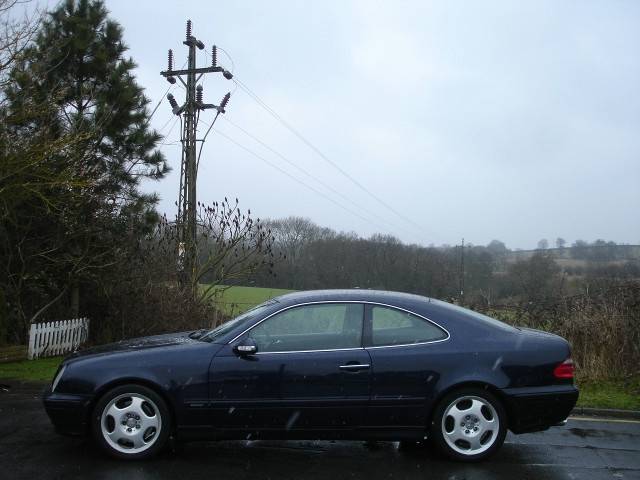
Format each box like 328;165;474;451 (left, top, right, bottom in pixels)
428;381;510;429
88;377;177;433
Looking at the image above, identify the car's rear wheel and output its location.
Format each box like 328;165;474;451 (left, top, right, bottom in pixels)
92;384;170;460
430;387;507;462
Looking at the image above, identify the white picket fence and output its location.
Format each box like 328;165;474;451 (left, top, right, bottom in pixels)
28;318;90;360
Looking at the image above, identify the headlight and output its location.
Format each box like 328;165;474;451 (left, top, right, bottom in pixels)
51;365;66;392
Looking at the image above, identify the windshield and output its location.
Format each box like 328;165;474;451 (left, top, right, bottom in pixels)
200;301;277;343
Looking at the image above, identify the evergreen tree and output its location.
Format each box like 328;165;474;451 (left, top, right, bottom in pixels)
1;0;167;341
6;0;168;209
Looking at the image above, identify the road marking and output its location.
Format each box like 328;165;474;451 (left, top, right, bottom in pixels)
569;416;640;424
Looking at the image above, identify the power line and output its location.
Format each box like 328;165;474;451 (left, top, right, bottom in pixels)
157;112;178;137
202;122;400;234
203;46;238;97
202;46;235;74
220;115;419;241
232;77;437;241
158;116;181;145
148;84;172;122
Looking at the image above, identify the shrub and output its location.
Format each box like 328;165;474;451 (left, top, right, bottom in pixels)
483;282;640;380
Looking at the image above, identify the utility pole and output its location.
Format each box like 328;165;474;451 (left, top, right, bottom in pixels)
460;237;465;303
160;20;233;296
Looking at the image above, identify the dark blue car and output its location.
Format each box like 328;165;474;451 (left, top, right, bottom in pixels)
44;289;578;461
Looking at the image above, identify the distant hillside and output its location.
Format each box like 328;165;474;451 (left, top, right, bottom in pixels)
500;245;640;275
504;244;640;262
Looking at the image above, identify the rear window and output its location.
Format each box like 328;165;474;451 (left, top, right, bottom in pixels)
371;306;447;347
431;300;518;332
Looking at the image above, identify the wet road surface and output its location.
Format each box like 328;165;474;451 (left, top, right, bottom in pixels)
1;381;639;480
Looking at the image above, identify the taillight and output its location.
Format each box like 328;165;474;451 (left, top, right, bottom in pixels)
553;358;574;379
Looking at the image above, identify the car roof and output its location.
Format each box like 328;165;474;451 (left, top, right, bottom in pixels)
267;289;517;335
269;289;454;320
271;289;433;306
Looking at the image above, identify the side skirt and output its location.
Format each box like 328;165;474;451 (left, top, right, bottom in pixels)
175;426;426;442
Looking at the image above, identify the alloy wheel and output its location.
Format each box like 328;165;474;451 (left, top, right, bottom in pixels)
440;395;499;456
100;392;162;454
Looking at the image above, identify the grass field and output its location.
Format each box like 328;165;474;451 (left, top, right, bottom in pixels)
576;377;640;411
0;356;62;382
203;284;295;316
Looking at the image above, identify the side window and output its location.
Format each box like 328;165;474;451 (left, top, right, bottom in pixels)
371;306;447;347
248;303;364;352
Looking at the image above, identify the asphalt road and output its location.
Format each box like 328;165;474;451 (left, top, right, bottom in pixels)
1;381;639;480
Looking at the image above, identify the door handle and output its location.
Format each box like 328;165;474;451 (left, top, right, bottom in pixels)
339;363;370;371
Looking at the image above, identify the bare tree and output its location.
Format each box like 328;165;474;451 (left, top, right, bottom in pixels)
196;199;281;297
264;216;326;288
152;199;281;306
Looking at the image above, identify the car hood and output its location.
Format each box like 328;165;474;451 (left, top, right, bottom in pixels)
67;331;202;359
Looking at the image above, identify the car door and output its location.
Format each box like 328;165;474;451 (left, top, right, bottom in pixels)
208;302;371;432
364;303;449;428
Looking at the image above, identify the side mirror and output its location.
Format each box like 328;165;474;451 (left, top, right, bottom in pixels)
234;337;258;356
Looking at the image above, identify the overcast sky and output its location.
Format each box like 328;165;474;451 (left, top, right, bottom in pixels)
97;1;640;249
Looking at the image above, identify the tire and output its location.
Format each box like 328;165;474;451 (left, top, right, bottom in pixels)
430;387;507;462
91;384;171;460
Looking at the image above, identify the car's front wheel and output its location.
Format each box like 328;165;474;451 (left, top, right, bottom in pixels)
430;387;507;462
92;384;170;460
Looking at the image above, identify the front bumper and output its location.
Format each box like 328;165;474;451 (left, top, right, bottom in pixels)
502;384;579;434
43;387;93;436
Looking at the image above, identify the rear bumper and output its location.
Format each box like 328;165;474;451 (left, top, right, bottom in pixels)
43;387;92;436
501;384;578;434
